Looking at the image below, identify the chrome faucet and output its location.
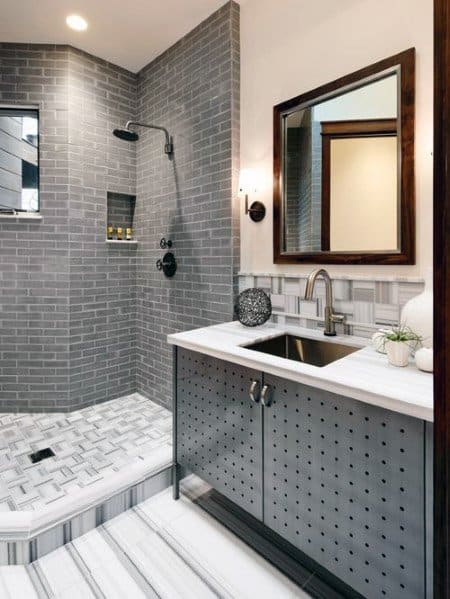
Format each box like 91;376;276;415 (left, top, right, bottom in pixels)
304;268;345;336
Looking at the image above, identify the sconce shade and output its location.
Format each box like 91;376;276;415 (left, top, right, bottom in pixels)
238;168;266;222
239;168;258;194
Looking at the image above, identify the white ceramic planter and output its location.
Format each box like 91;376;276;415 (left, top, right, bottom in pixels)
385;340;411;367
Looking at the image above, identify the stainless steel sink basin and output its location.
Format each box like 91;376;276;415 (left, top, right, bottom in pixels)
244;334;359;367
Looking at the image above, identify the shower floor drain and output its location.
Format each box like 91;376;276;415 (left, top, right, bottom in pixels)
29;448;55;464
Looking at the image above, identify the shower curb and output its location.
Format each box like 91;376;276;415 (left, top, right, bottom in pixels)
0;463;173;565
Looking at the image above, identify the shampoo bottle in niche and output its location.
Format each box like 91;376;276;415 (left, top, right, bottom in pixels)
400;267;433;348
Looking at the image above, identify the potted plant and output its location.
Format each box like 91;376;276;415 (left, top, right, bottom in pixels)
380;325;423;367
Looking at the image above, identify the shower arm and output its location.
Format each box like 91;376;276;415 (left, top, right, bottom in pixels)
125;121;173;154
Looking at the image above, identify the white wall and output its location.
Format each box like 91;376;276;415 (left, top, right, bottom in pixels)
239;0;433;278
313;74;397;122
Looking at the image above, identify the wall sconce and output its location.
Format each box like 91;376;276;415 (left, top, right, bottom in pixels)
239;168;266;222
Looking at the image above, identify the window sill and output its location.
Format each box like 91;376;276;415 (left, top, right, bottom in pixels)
0;212;42;221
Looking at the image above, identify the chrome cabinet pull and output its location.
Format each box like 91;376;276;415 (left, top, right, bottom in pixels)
261;384;273;407
249;380;261;403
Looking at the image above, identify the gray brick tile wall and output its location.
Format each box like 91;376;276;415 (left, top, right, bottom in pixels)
134;1;240;407
0;43;139;411
0;43;71;411
67;46;137;410
0;1;240;411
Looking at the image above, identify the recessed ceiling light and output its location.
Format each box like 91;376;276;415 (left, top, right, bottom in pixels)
66;15;88;32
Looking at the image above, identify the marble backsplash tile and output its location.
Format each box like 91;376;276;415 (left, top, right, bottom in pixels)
238;274;424;338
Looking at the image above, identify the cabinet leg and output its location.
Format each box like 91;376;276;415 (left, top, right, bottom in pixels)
173;463;180;500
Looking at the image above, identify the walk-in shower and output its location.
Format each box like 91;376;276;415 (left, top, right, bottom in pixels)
113;120;174;156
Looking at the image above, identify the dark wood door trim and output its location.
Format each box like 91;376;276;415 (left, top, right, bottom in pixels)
320;118;398;137
434;0;450;596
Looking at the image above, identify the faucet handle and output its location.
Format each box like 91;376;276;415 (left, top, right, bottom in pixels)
331;312;345;324
324;311;346;336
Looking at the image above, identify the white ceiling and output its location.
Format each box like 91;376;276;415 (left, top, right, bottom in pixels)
0;0;229;72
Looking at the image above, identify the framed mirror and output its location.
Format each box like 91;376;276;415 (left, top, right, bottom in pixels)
0;107;39;213
273;49;415;264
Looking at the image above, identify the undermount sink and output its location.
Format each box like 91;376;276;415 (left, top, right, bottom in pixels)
244;334;359;367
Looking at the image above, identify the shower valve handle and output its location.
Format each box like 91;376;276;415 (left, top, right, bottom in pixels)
156;252;177;277
156;258;173;269
160;238;172;249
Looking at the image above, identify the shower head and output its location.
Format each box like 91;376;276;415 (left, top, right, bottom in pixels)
113;128;139;142
112;120;173;157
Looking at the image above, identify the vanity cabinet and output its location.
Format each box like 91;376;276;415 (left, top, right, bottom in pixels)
175;348;432;599
263;373;429;599
176;349;263;519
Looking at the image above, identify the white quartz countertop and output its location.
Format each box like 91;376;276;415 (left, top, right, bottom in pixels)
168;321;433;422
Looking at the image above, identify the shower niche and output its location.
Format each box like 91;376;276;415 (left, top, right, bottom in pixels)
106;191;137;245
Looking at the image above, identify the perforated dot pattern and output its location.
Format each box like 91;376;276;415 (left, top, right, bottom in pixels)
177;349;263;519
263;373;427;599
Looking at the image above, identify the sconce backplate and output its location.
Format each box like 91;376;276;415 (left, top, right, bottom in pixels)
248;201;266;223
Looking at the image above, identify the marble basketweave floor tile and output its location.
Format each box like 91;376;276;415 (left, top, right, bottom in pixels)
0;394;172;512
0;487;312;599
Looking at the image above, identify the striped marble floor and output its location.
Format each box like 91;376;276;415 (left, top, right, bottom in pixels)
0;487;311;598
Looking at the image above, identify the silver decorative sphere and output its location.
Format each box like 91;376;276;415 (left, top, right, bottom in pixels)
236;288;272;327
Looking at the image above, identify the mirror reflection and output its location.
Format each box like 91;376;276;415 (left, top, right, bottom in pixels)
0;108;39;213
282;73;399;254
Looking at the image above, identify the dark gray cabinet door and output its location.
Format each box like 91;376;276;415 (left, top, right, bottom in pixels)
263;373;427;599
177;349;263;519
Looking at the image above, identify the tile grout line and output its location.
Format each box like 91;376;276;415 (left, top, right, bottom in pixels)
65;543;106;599
27;561;55;599
98;523;161;599
133;505;230;599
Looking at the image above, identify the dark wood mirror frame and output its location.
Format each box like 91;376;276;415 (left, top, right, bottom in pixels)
273;48;416;265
